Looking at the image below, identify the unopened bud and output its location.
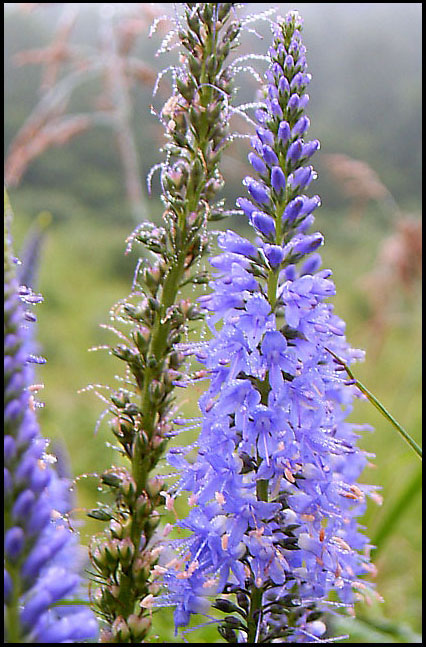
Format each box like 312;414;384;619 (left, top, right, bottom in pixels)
146;477;165;498
112;617;130;642
117;537;135;568
127;614;152;641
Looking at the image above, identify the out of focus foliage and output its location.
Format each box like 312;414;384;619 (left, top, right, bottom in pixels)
5;3;422;223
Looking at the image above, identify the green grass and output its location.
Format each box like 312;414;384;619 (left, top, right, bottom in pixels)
9;197;422;642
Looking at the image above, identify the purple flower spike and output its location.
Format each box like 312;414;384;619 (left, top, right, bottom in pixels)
161;11;377;644
4;194;98;644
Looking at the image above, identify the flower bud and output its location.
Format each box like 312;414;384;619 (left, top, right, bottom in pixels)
127;614;152;641
262;145;279;166
248;152;267;175
243;177;270;205
117;538;135;569
264;244;285;267
278;120;291;143
271;166;286;193
287;140;303;164
112;617;130;642
256;127;275;147
250;211;276;237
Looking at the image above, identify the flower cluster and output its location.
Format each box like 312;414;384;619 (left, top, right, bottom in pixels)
4;192;98;643
160;12;378;643
85;4;244;641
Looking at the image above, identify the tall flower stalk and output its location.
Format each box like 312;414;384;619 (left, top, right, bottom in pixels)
86;4;242;642
160;12;380;643
4;189;98;643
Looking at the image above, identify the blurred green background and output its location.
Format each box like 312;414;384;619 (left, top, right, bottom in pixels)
5;3;421;643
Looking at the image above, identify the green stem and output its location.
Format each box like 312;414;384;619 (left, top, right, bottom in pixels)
256;478;269;503
267;270;279;310
5;563;22;643
247;586;263;643
325;347;422;460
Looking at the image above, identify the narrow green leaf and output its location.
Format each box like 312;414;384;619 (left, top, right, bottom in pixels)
325;348;422;460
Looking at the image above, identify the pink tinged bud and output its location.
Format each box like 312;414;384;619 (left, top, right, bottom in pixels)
163;522;174;536
127;615;151;640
